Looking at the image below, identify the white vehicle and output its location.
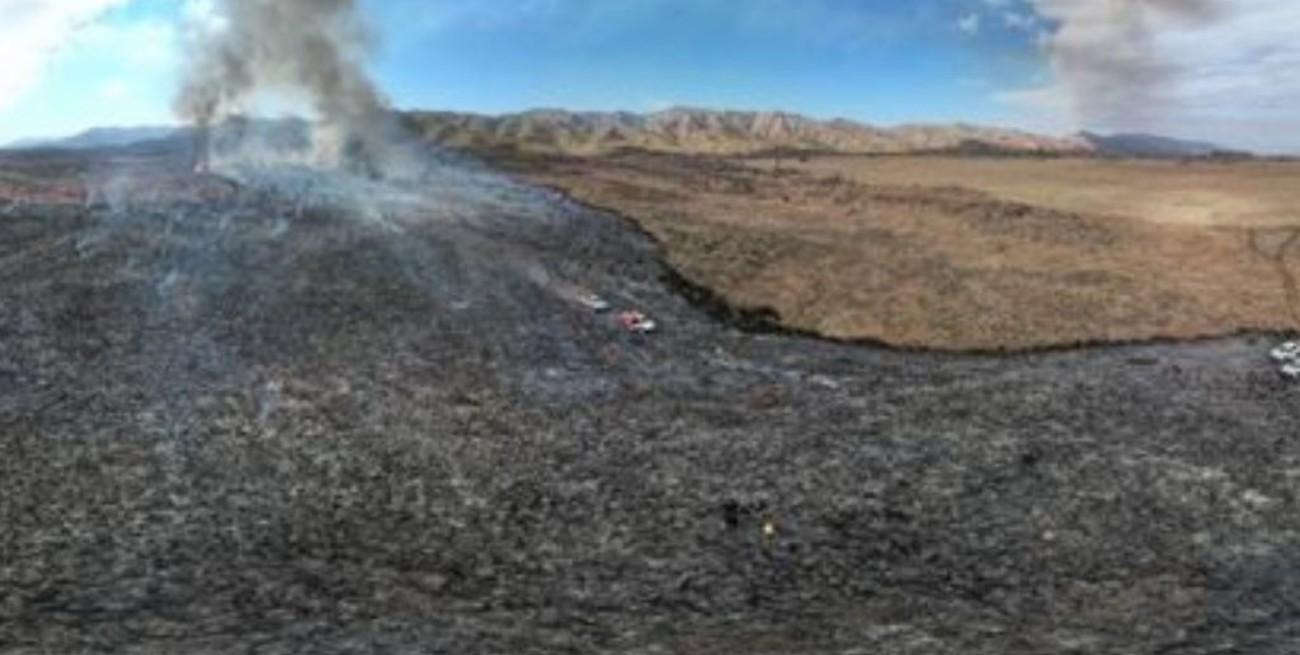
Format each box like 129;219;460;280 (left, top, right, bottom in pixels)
578;293;612;313
1270;341;1300;363
1270;340;1300;380
1282;362;1300;380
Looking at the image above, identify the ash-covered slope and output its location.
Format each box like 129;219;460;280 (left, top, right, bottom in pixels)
2;143;1299;653
406;108;1094;156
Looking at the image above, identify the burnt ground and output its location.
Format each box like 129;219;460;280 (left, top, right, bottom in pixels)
2;143;1300;654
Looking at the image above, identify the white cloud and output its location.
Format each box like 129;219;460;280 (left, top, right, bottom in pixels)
80;15;178;69
0;1;189;144
994;84;1075;133
1002;11;1037;31
958;13;981;36
0;0;131;111
95;77;132;102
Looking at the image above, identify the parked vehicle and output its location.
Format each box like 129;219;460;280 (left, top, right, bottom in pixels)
1270;341;1300;363
1282;360;1300;380
578;293;612;313
616;311;657;334
1271;341;1300;379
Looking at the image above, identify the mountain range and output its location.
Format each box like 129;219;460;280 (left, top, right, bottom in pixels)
4;109;1238;158
1076;131;1227;158
404;108;1097;156
5;126;180;151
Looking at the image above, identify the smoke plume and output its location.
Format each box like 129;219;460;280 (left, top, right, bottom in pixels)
1028;0;1224;129
175;0;391;172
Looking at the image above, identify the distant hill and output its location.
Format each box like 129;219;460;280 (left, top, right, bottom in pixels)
2;119;310;156
1078;131;1230;158
404;108;1095;156
5;126;179;151
5;110;1241;159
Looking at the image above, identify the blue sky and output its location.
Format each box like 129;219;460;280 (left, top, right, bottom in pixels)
1;0;1297;152
370;0;1043;124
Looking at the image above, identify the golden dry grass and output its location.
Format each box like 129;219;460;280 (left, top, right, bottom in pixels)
490;151;1300;350
784;156;1300;228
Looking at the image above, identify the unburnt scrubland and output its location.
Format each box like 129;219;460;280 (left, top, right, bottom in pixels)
484;150;1300;350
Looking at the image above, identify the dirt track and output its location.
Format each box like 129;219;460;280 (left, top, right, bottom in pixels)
3;143;1300;653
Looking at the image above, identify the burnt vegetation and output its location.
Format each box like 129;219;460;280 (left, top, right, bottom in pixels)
2;138;1300;653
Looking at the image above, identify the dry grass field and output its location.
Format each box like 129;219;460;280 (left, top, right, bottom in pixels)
784;156;1300;228
489;151;1300;350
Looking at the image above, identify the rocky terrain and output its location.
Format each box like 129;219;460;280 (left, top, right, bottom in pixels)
4;141;1300;654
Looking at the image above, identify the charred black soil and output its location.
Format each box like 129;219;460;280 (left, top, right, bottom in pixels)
3;144;1300;654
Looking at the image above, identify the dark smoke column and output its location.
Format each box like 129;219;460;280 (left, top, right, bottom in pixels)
174;0;391;172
